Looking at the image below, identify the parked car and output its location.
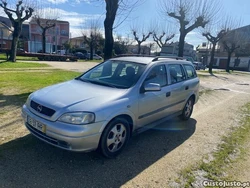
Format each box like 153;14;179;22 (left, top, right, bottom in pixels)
74;52;87;59
86;53;103;60
17;48;27;54
22;56;199;158
193;62;206;70
197;62;206;70
192;62;199;70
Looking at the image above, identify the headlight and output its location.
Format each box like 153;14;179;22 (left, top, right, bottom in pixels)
58;112;95;125
25;94;32;105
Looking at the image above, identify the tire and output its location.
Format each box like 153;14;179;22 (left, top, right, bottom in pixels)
99;118;130;158
180;97;194;121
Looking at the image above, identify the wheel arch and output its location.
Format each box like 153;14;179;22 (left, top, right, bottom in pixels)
109;114;134;137
190;94;196;102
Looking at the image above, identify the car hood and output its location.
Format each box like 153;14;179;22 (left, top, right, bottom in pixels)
30;79;127;113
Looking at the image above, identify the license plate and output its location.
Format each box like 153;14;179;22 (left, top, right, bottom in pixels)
27;116;46;133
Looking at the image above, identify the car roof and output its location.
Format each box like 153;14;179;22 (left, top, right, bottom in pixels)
110;56;193;65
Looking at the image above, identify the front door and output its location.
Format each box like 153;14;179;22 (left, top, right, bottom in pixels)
138;64;171;127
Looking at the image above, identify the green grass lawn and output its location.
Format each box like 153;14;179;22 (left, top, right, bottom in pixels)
0;53;38;61
0;62;50;68
0;62;80;101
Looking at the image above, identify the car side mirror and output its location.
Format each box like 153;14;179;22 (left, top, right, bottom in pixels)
141;83;161;93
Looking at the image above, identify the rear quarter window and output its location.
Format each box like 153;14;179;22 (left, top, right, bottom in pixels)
183;64;197;79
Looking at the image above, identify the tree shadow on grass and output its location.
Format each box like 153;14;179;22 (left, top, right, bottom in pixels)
0;92;31;108
0;60;8;63
0;118;196;188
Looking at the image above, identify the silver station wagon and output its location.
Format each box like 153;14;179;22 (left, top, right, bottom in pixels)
22;56;199;158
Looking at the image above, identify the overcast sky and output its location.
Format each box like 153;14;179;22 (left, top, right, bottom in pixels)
1;0;250;48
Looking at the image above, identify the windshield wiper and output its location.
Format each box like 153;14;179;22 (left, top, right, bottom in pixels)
75;77;91;83
88;80;118;88
76;77;118;88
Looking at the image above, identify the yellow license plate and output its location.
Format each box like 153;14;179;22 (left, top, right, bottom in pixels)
27;116;46;133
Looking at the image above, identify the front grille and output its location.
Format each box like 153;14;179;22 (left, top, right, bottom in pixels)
30;100;55;117
26;123;70;149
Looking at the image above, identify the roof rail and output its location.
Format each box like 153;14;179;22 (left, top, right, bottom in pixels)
152;56;185;62
113;54;188;62
114;54;156;58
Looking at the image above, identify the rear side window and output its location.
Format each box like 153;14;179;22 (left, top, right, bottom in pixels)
168;64;186;84
183;65;197;79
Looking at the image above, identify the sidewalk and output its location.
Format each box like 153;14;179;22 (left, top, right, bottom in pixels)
16;60;100;72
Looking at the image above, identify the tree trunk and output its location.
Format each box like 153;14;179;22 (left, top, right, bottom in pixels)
42;29;46;53
90;39;93;60
178;31;186;57
226;52;232;73
138;43;141;54
104;18;114;60
104;0;118;60
9;22;21;62
209;43;216;74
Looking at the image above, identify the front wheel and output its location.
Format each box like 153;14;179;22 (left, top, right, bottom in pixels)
99;118;130;158
180;97;194;121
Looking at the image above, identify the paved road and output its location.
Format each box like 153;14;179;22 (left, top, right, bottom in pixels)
21;60;100;72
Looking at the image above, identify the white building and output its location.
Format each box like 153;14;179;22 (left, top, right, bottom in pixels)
160;42;196;59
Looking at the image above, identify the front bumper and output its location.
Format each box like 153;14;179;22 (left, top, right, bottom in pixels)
22;105;105;152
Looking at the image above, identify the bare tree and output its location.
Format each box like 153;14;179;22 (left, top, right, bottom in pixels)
0;0;34;62
153;32;175;49
161;0;219;57
152;24;175;49
63;40;72;55
147;42;155;55
202;21;229;73
221;29;246;72
103;0;143;60
82;20;103;60
132;27;152;54
113;34;131;55
33;7;58;53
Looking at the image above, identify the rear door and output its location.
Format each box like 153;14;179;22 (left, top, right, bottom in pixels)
182;64;200;102
166;64;188;113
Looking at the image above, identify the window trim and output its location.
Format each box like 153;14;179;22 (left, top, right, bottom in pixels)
167;64;187;85
183;64;197;80
142;64;168;88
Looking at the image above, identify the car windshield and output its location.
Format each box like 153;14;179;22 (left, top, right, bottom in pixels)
78;60;146;89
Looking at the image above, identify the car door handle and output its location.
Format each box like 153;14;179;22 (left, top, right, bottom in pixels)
166;92;171;97
185;86;189;90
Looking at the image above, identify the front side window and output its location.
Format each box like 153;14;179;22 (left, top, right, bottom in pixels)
168;64;186;84
79;60;146;89
144;65;167;87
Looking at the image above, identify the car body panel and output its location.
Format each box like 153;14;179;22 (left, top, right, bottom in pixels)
22;56;200;152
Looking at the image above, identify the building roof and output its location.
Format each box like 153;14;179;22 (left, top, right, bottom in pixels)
71;36;85;40
0;16;12;29
30;17;69;24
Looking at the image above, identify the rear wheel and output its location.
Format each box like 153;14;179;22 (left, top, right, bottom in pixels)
99;118;130;158
180;97;194;120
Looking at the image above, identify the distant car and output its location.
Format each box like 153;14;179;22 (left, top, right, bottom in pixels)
194;62;206;70
86;53;103;60
22;55;199;158
74;52;86;59
193;62;199;70
198;63;206;70
17;48;27;54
